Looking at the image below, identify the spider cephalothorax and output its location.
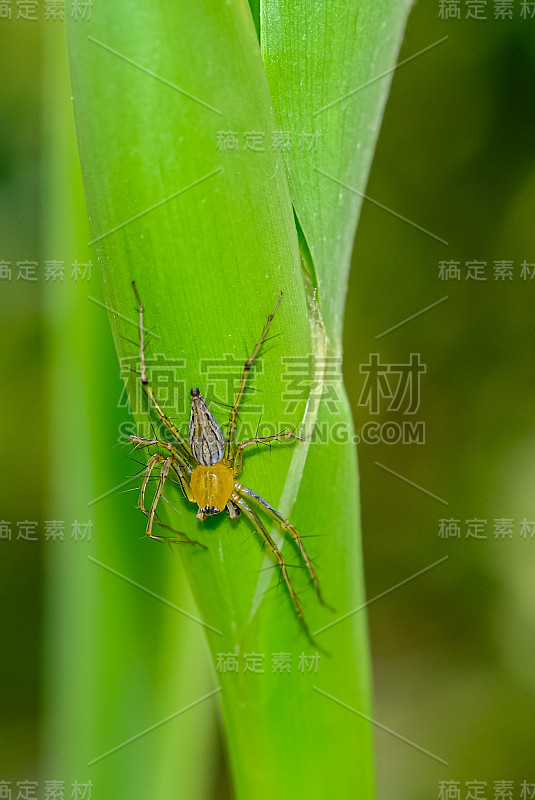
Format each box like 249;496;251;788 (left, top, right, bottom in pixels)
129;282;327;644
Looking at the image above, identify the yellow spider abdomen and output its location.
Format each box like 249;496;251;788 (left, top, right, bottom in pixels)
190;460;234;518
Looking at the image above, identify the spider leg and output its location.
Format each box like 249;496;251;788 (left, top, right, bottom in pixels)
224;292;283;467
132;282;194;464
232;493;317;648
236;484;331;610
138;452;164;515
138;454;202;546
233;429;301;476
130;435;192;474
226;501;241;520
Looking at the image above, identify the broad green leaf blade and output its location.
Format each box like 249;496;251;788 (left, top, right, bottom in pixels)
66;4;319;799
67;0;312;636
256;1;413;795
262;0;414;341
42;23;217;800
66;2;408;798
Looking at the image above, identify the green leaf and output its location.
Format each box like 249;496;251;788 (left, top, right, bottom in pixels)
42;23;217;800
65;1;411;798
262;0;413;341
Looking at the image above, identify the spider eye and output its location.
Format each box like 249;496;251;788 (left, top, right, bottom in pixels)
201;506;220;516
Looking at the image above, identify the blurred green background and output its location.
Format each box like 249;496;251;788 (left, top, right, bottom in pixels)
1;3;535;799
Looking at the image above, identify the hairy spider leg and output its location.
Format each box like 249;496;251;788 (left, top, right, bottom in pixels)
138;453;201;545
130;435;195;500
236;484;330;608
132;281;194;465
232;493;317;647
225;292;283;469
138;451;164;516
233;429;301;476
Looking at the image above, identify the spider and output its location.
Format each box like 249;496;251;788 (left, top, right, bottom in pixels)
129;282;327;644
